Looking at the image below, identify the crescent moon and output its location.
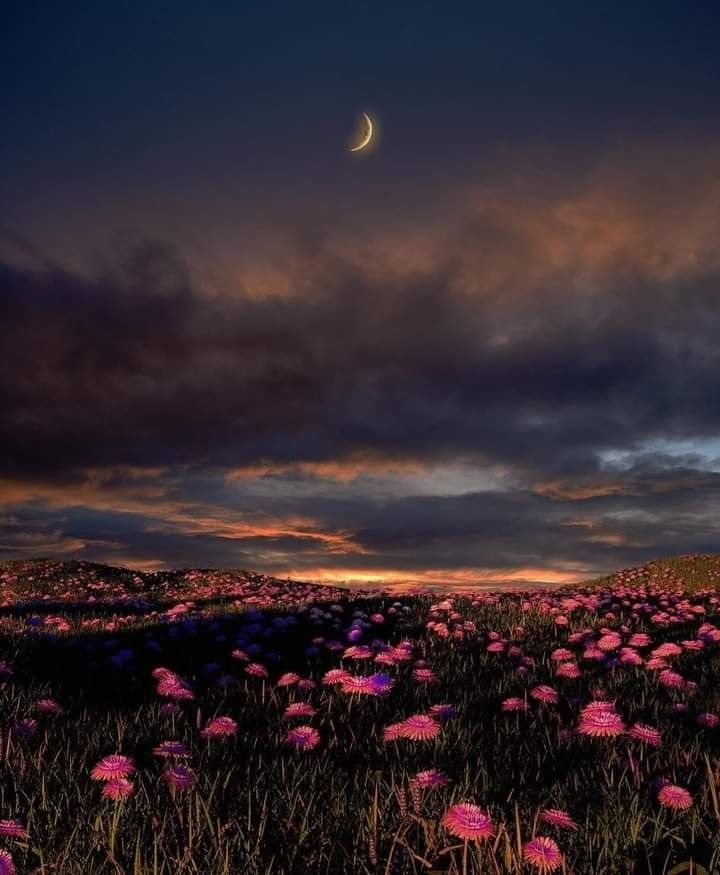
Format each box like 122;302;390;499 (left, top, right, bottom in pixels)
349;112;373;152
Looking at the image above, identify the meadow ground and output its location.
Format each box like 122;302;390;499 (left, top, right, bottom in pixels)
0;556;717;874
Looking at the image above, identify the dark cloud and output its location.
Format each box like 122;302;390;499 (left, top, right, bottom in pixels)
3;153;720;578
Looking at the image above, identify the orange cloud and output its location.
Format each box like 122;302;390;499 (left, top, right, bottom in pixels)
277;564;587;589
0;470;365;555
534;473;718;500
225;455;430;483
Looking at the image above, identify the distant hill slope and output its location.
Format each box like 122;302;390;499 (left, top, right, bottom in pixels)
1;553;720;601
0;558;353;607
581;553;720;593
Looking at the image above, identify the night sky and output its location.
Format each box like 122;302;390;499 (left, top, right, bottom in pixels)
3;2;720;584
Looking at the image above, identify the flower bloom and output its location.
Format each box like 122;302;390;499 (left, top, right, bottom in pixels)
297;679;316;691
341;673;394;696
657;784;693;810
555;662;581;679
283;702;317;719
245;663;268;678
368;673;394;695
697;712;719;728
200;716;237;738
276;672;300;688
627;633;651;648
13;719;38;738
102;779;135;800
340;675;377;695
441;803;495;841
578;710;625;737
321;669;350;686
163;765;196;790
502;697;527;712
539;809;578;831
658;669;686;689
0;850;15;875
651;642;683;659
628;722;662;747
0;821;27;839
398;715;441;741
530;685;559;705
287;725;320;751
160;703;181;717
343;645;373;660
35;698;63;715
579;700;615;718
429;704;457;720
91;755;136;781
412;769;450;788
382;723;405;742
157;678;195;700
523;836;563;872
597;634;622;652
152;740;190;758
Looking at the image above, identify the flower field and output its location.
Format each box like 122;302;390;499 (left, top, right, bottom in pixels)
0;558;718;873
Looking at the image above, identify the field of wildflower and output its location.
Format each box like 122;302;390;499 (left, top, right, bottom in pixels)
0;556;718;874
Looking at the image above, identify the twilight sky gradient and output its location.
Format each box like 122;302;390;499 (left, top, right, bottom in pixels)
3;2;720;584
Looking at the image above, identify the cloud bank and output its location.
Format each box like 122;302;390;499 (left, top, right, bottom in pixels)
2;145;720;582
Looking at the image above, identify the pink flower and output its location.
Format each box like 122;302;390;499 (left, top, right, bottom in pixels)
0;850;15;875
555;662;581;679
502;697;527;712
523;836;563;872
343;645;373;660
340;675;377;695
287;725;320;751
411;769;450;788
578;710;625;737
283;702;317;719
13;718;37;738
628;722;662;747
429;704;457;720
579;700;615;718
651;642;682;658
321;669;350;686
539;809;578;831
627;633;651;648
157;678;194;701
245;662;268;678
0;820;27;839
102;778;134;800
35;698;63;715
530;685;559;705
412;668;438;683
657;784;693;810
200;716;237;738
697;712;719;728
276;672;300;687
163;765;196;790
297;678;316;691
382;723;405;742
658;669;685;689
597;634;622;652
441;803;495;841
398;715;441;741
91;755;136;781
